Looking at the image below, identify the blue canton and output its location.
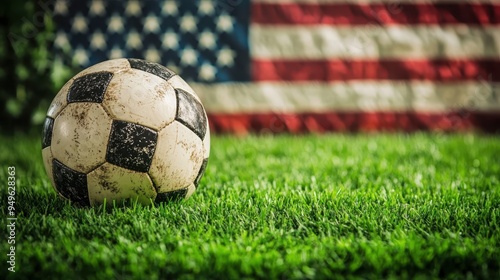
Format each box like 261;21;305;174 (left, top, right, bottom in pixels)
52;0;251;83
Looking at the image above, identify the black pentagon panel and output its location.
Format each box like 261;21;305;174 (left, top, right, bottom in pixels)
175;88;207;140
67;71;113;103
52;159;90;206
194;158;209;187
128;59;175;82
155;188;188;203
106;120;158;173
42;117;54;148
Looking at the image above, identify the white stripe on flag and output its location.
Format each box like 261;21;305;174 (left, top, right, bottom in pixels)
193;82;500;113
250;25;500;59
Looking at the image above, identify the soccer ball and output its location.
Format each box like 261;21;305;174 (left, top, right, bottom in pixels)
41;59;210;206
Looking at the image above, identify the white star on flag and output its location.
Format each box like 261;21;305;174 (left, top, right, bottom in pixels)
199;30;216;50
54;0;68;15
180;13;197;33
161;30;178;50
199;63;217;81
54;32;69;49
89;0;105;16
108;14;124;33
109;47;124;59
199;0;215;15
216;14;233;32
72;14;88;33
217;46;236;67
145;48;161;63
162;1;178;16
126;31;142;49
144;14;160;33
180;47;198;66
90;31;106;50
125;0;141;16
74;48;89;65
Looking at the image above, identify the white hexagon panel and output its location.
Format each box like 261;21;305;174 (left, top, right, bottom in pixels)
51;102;112;173
72;58;130;79
102;69;177;130
87;163;157;206
149;121;204;194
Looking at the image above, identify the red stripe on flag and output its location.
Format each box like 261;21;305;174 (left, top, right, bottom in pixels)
251;3;500;25
208;112;500;134
252;59;500;81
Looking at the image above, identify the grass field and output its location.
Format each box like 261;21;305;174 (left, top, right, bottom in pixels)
1;133;499;279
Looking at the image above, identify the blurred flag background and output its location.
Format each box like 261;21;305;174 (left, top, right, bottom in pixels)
51;0;500;134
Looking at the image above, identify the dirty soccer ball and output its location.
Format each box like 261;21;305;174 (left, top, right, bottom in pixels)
41;59;210;206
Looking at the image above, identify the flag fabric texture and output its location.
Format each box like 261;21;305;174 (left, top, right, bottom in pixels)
52;0;500;133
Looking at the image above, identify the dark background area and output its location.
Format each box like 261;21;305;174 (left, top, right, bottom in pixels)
0;1;77;134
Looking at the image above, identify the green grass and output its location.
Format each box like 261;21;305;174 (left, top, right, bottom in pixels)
1;133;499;279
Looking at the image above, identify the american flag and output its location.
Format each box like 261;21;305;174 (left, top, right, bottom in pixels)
52;0;500;133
